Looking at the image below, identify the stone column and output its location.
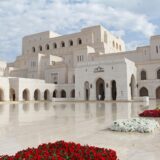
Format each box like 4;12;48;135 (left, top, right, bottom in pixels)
105;81;111;101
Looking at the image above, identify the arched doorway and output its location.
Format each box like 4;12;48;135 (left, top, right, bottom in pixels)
23;89;30;101
61;90;66;98
156;87;160;99
10;88;16;101
0;89;4;101
130;75;136;99
44;90;50;100
84;81;90;100
70;89;75;98
111;80;117;100
139;87;148;97
34;89;40;101
53;90;57;98
96;78;105;100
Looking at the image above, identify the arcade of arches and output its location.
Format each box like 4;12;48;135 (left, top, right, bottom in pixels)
0;84;160;101
84;78;118;101
6;88;75;101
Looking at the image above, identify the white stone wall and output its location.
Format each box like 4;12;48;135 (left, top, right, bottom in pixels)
75;57;132;101
0;77;9;101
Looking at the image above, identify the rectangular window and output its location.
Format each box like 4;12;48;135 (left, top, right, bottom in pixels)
51;73;58;84
77;55;84;62
31;61;36;67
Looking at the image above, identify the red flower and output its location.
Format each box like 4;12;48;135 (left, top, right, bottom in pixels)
0;141;118;160
139;109;160;117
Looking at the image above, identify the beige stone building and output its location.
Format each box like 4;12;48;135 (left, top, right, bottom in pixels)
0;25;160;101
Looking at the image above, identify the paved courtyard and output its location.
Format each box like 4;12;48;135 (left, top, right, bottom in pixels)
0;101;160;160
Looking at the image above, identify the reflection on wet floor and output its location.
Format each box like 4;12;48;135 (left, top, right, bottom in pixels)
0;100;159;160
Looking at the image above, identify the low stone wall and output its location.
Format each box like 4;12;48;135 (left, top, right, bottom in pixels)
133;96;149;102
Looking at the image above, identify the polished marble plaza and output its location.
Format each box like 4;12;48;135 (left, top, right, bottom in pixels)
0;101;160;160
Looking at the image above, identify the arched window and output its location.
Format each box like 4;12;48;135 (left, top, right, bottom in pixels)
157;69;160;79
78;38;82;45
139;87;148;97
119;45;121;51
61;41;65;47
141;70;147;80
53;43;57;49
39;45;42;51
46;44;49;50
69;40;73;46
32;47;35;52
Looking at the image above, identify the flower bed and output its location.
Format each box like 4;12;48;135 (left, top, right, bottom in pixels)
139;109;160;117
0;141;118;160
110;118;159;133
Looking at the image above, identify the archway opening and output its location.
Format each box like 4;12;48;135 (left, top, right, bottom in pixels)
23;89;30;101
10;88;16;101
111;80;117;100
157;69;160;79
53;90;57;98
0;89;4;101
156;87;160;99
71;89;75;98
96;78;105;100
139;87;148;97
61;90;66;98
84;81;90;100
44;90;50;100
34;89;40;101
130;75;136;99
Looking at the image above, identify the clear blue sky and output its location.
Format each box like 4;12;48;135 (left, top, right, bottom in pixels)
0;0;160;62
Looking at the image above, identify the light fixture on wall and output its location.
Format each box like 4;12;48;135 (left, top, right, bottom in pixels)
136;83;139;88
